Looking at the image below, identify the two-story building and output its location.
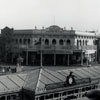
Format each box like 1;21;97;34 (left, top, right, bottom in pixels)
1;25;97;66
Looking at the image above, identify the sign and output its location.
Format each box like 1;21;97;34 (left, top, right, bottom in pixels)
75;78;91;84
45;82;65;90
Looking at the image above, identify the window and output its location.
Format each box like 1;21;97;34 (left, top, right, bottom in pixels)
52;39;56;45
7;96;10;100
45;39;49;45
82;88;86;92
59;39;64;45
16;39;18;44
19;39;22;44
75;89;78;93
28;39;30;44
85;40;88;45
83;40;84;45
93;40;97;45
77;40;79;46
45;94;53;99
62;92;67;96
80;40;81;45
68;90;74;94
40;96;44;100
67;40;71;45
11;95;16;99
23;39;27;44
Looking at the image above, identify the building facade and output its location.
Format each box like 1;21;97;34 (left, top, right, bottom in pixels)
1;25;97;66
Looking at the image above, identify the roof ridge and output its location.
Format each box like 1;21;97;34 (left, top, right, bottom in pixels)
23;67;42;91
35;68;42;92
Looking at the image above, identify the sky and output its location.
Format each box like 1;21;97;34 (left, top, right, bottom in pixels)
0;0;100;31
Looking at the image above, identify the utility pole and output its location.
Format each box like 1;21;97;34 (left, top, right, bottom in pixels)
26;43;28;65
40;37;43;67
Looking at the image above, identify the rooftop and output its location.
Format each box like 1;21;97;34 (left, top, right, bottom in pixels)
0;66;100;95
13;25;96;36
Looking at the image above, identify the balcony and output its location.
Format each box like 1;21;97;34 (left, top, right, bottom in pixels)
12;44;97;52
77;45;97;50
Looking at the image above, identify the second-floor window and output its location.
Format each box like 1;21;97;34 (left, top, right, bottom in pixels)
19;38;22;44
52;39;56;45
23;39;27;44
59;39;64;45
83;40;84;45
85;40;88;45
28;39;30;44
80;40;81;45
45;39;49;45
67;39;71;45
16;39;18;44
77;40;79;46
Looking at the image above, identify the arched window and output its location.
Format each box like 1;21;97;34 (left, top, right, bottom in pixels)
52;39;56;45
77;40;79;46
85;40;88;45
16;39;18;44
67;39;71;45
45;39;49;45
28;39;30;44
59;39;64;45
80;40;81;45
19;38;22;44
83;40;84;45
23;39;27;44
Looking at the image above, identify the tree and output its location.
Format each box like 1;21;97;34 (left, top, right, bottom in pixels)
0;27;13;63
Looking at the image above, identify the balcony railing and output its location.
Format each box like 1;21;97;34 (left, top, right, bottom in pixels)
12;44;97;51
77;45;97;50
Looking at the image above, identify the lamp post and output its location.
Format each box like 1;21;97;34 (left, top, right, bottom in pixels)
40;37;43;67
81;46;83;66
26;44;28;65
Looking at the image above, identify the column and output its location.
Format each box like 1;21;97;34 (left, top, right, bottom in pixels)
68;54;69;66
11;53;14;63
40;50;43;67
87;55;89;66
81;51;83;65
95;51;97;63
54;54;56;66
26;45;28;65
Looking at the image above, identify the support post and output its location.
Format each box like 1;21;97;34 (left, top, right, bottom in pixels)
68;54;69;66
81;51;83;66
26;45;28;65
40;49;42;67
95;51;97;63
87;55;89;66
54;54;56;66
40;37;43;67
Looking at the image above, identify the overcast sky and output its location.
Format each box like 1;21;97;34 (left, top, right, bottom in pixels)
0;0;100;30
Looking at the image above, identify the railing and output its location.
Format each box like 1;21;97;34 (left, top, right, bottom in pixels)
77;45;97;50
12;44;97;51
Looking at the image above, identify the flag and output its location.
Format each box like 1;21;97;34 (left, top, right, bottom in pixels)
35;37;41;45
